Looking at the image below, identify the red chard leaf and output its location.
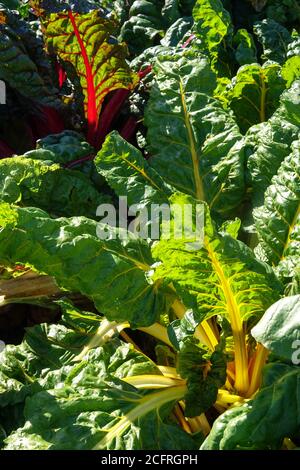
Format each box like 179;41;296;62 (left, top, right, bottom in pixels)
44;10;139;148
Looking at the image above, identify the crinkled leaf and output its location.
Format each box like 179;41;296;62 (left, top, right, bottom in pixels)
0;7;59;106
227;63;286;133
253;139;300;283
246;81;300;206
253;19;292;63
152;194;280;329
30;0;104;16
0;156;110;218
0;204;166;327
161;16;193;47
145;51;245;216
0;318;193;450
233;29;257;66
95;131;171;211
25;131;106;189
192;0;233;77
27;131;94;165
177;338;226;417
281;56;300;88
120;0;192;55
45;10;138;145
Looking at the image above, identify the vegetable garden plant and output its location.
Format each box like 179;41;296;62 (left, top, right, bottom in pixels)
0;0;299;450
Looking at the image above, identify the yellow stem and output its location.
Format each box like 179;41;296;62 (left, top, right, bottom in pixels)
122;375;185;389
187;414;211;436
173;404;192;434
74;320;129;361
205;241;249;395
246;343;269;398
259;73;267;122
138;323;172;347
179;80;205;201
157;366;181;378
94;385;187;449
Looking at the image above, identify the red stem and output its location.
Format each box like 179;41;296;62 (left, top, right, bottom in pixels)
181;34;195;49
64;153;95;169
120;116;138;142
68;11;98;147
93;88;130;148
55;60;67;88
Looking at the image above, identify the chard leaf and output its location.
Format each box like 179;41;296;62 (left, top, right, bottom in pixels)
0;7;59;106
25;131;105;189
152;194;280;394
95;131;171;210
0;156;110;218
253;139;300;283
233;29;257;66
252;295;300;362
0;204;167;327
253;19;292;64
27;131;94;166
0;318;195;450
246;81;300;206
177;338;226;417
281;56;300;88
193;0;233;76
145;51;245;216
120;0;193;55
30;0;103;15
201;363;300;449
4;380;192;450
161;16;193;47
227;63;286;133
44;10;138;146
153;195;279;327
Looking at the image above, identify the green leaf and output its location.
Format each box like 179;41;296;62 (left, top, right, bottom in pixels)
120;0;192;54
192;0;234;77
0;318;195;450
145;51;245;216
0;204;166;327
30;0;103;15
177;338;226;417
233;29;257;66
95;131;171;210
27;131;94;166
281;56;300;88
153;195;279;327
193;0;233;56
25;131;106;189
253;19;292;63
246;82;300;206
227;63;286;133
152;194;280;394
161;17;193;47
253;139;300;284
252;295;300;362
0;156;110;218
201;363;300;449
0;7;59;106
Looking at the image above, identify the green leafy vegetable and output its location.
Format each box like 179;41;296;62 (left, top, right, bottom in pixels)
252;295;300;362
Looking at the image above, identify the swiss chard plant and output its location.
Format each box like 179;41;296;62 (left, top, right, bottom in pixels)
0;0;299;451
